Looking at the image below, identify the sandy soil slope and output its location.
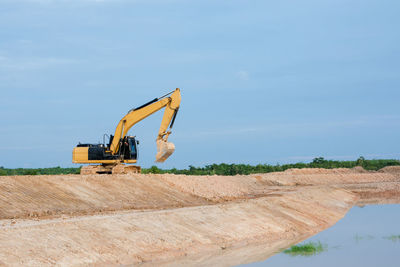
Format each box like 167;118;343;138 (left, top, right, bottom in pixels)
0;174;212;220
0;167;399;266
0;187;355;266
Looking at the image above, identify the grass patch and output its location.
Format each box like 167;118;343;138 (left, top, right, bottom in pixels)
283;241;326;257
383;235;400;242
354;234;375;242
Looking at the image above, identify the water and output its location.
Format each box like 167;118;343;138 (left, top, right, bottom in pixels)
241;204;400;267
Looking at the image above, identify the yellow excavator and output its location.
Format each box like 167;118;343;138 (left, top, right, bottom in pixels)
72;88;181;174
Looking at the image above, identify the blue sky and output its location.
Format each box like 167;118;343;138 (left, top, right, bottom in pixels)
0;0;399;168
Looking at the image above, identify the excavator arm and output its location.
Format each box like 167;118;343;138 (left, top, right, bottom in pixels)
109;88;181;162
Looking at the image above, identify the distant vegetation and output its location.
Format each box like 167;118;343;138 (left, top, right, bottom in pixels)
142;157;400;175
1;157;399;176
283;241;326;256
0;166;80;176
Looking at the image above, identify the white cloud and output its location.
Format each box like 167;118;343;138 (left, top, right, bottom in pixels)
0;0;111;4
285;153;400;162
9;0;158;3
0;56;79;71
175;115;400;139
237;70;249;81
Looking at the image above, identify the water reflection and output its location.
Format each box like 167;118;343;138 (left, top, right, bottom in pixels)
384;235;400;242
241;204;400;267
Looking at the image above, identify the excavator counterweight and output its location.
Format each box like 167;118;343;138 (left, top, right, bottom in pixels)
73;88;181;174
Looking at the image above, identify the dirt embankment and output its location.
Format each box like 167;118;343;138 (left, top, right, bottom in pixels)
0;167;399;266
0;174;212;220
0;187;355;266
1;167;399;221
251;166;400;186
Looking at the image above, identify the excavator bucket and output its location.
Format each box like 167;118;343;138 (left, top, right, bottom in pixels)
155;140;175;163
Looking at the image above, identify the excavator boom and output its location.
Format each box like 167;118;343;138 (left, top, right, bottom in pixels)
109;88;181;162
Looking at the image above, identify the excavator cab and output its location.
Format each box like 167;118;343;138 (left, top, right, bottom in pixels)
121;136;138;160
106;135;138;160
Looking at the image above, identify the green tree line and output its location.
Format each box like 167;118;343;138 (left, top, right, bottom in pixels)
142;157;400;175
0;166;80;176
1;157;399;176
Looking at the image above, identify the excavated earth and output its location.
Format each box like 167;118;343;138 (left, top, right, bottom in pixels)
0;166;400;266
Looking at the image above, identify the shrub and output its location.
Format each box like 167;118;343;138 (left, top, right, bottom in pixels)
284;241;326;256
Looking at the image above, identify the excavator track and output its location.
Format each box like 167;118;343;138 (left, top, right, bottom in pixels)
112;164;141;174
80;165;105;175
80;164;141;175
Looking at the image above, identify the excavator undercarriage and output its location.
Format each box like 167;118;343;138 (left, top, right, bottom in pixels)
80;164;142;175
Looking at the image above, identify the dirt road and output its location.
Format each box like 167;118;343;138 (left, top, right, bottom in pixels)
0;167;399;266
